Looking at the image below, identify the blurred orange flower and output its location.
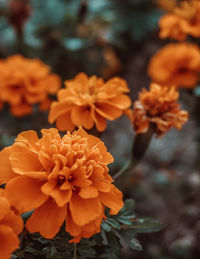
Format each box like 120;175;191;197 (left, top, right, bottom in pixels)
148;43;200;88
159;14;188;40
48;73;131;132
0;189;23;259
0;128;123;243
0;55;61;116
159;1;200;39
126;83;188;137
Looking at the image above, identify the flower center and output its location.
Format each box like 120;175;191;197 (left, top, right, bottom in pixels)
57;175;66;187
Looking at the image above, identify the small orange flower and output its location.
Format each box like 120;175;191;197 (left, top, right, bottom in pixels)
0;128;123;242
0;189;23;259
0;55;61;116
48;73;131;132
148;43;200;88
159;1;200;39
127;83;188;137
159;14;188;40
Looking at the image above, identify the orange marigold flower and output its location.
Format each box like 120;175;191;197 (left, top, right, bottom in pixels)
159;14;188;40
0;128;123;243
127;83;188;137
159;1;200;39
148;43;200;88
0;55;61;117
48;73;131;132
0;189;23;259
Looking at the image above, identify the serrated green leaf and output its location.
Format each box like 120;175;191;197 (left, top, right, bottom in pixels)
101;221;112;232
105;218;121;230
129;218;164;233
117;216;132;225
120;229;142;251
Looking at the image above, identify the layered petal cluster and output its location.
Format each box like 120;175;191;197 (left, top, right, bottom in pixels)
48;73;131;132
0;55;61;116
148;43;200;88
159;1;200;40
0;189;23;259
127;83;188;137
0;128;123;242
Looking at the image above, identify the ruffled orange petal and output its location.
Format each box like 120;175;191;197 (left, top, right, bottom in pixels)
56;112;75;132
71;106;94;129
0;225;20;259
0;148;17;184
5;176;48;213
26;198;66;239
79;186;99;199
0;209;23;235
95;103;122;120
0;198;10;221
99;185;123;215
10;152;46;179
15;130;40;153
69;194;102;226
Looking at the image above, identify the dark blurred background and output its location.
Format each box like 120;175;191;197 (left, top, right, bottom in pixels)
0;0;200;258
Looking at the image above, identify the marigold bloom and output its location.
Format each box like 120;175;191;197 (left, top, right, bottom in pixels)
0;55;61;116
159;1;200;39
127;83;188;137
48;73;131;132
148;43;200;88
159;14;188;40
0;189;23;259
0;128;123;242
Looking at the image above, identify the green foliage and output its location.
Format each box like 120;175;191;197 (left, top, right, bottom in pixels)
13;200;163;259
100;199;164;255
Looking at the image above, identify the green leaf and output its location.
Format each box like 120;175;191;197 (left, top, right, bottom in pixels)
129;218;164;233
117;216;132;225
120;229;142;251
101;221;112;232
105;218;121;230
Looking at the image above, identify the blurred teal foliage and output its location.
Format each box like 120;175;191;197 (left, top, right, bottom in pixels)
0;0;162;79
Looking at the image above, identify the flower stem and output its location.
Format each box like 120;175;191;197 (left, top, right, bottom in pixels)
73;243;78;259
114;124;154;187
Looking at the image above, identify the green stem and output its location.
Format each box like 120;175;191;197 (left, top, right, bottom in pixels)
73;243;78;259
114;124;154;187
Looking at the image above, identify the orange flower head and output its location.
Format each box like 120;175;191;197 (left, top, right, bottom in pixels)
0;128;123;243
127;83;188;137
48;73;131;132
0;55;61;117
159;1;200;39
158;14;188;40
0;189;23;259
148;43;200;88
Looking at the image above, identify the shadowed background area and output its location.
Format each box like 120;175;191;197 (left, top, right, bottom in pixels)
0;0;200;258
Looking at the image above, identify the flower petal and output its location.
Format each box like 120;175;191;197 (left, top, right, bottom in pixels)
5;176;48;213
0;225;20;259
56;112;75;132
1;210;23;235
10;152;46;179
69;194;102;226
99;185;123;215
79;186;99;199
0;147;17;184
71;106;94;129
15;130;39;153
95;103;122;120
26;198;66;239
0;197;10;221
